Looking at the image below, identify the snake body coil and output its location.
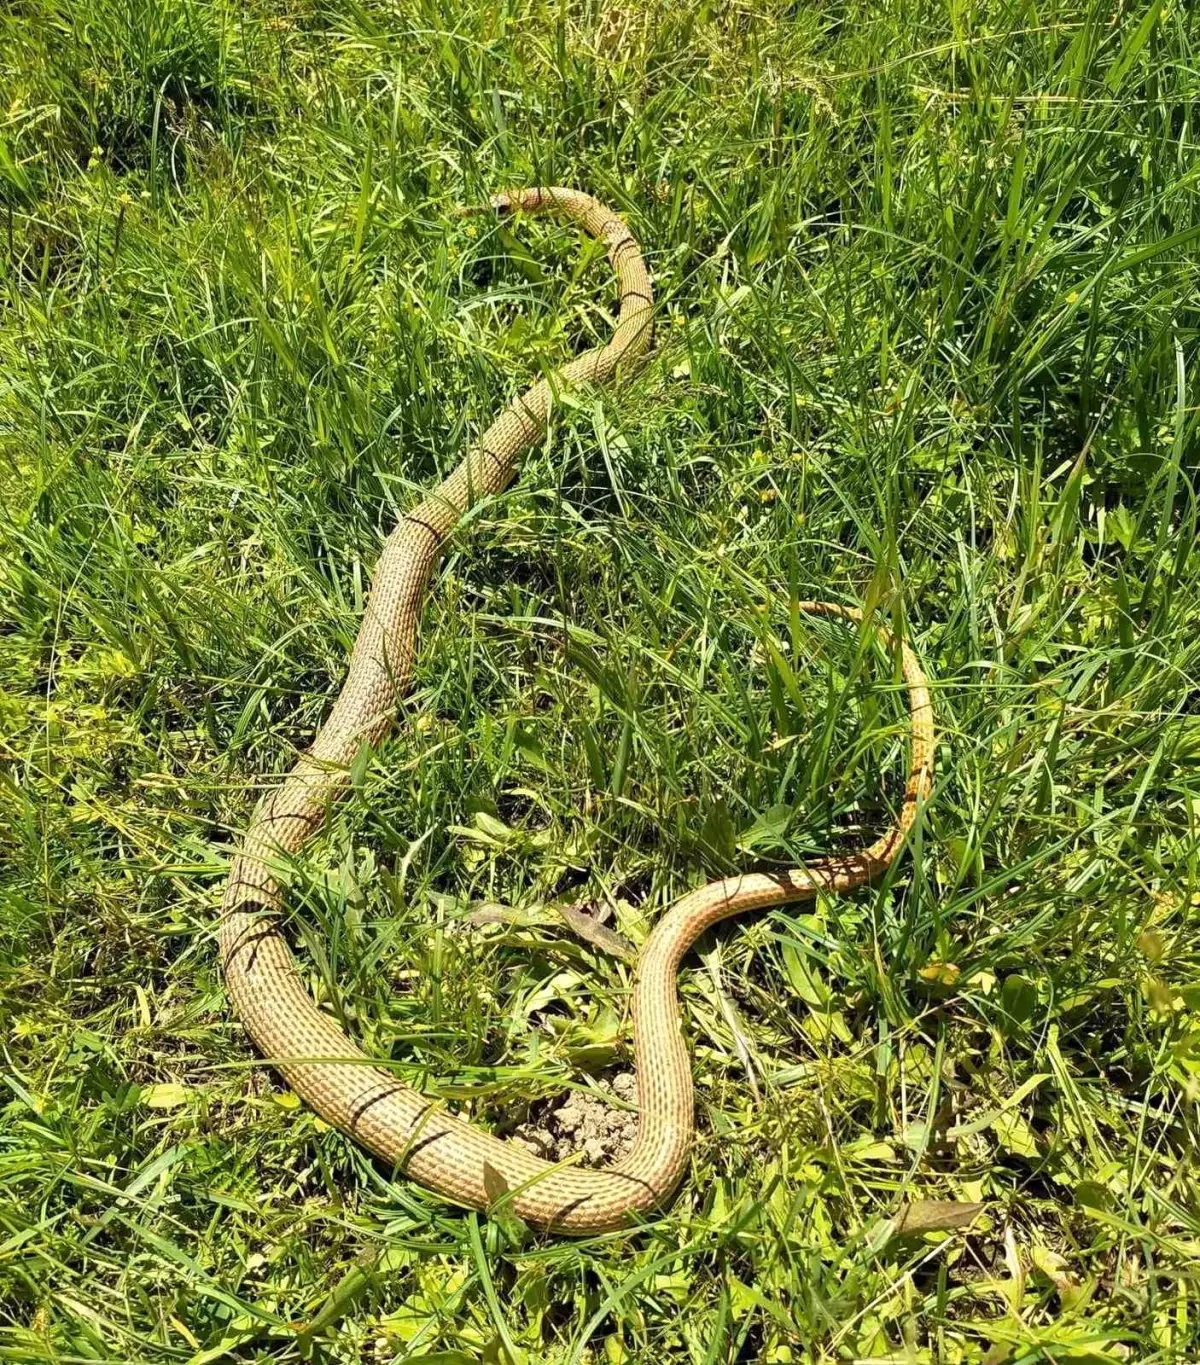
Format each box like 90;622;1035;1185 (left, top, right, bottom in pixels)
220;188;935;1234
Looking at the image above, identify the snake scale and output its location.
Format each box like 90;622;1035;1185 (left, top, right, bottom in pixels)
220;188;935;1234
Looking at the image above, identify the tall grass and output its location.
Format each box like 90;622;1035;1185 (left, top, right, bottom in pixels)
2;0;1199;1360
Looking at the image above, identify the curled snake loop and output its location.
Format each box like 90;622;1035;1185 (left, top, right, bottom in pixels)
220;188;935;1233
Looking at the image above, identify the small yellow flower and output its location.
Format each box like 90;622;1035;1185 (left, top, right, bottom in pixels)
1137;927;1166;961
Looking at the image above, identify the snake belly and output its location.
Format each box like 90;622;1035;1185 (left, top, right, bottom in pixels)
219;188;936;1234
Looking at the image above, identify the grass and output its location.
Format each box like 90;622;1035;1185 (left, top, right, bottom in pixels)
1;0;1199;1359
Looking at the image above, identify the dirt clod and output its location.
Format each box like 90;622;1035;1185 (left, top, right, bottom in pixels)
511;1072;639;1165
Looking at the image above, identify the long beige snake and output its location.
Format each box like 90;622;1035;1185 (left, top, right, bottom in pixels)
220;188;935;1234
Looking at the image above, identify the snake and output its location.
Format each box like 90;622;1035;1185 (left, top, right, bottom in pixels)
220;187;935;1235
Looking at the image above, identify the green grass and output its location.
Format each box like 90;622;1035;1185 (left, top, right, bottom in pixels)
2;0;1200;1359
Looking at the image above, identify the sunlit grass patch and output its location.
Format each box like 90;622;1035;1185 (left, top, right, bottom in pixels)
2;0;1200;1360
